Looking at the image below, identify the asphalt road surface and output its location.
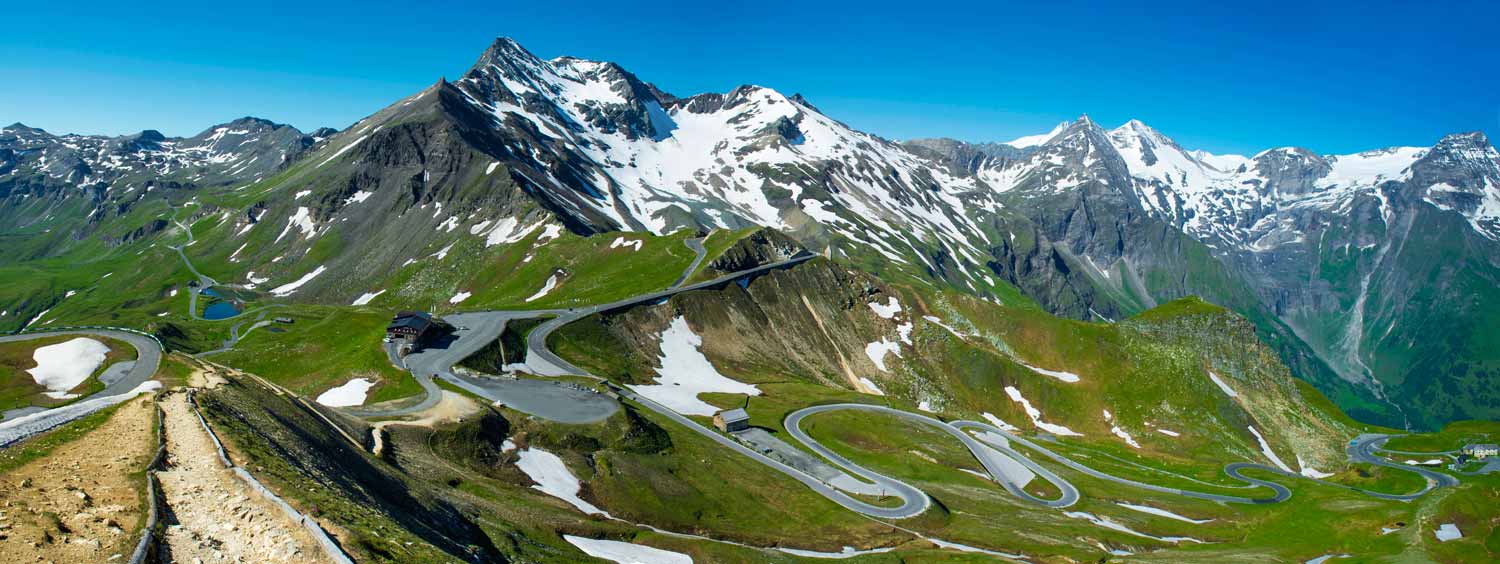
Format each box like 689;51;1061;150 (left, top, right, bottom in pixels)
441;373;619;424
670;237;707;288
786;404;1078;509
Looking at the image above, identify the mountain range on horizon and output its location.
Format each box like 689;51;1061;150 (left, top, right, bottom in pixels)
4;36;1498;433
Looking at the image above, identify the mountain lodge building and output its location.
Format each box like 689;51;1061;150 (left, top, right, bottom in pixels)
387;311;442;356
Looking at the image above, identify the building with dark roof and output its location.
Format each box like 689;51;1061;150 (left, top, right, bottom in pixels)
387;311;442;355
714;408;751;433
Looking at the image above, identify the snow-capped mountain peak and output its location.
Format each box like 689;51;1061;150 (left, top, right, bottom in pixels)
349;37;999;282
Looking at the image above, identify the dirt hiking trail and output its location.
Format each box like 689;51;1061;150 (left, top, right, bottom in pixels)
156;392;324;563
0;395;156;563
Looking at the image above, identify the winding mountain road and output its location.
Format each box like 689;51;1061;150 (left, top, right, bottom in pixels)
784;404;1077;514
169;216;222;321
950;420;1290;504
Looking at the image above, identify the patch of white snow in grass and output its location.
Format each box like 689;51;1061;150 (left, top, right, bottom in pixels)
867;296;902;319
1017;360;1080;383
917;401;933;413
27;338;110;398
351;290;385;306
315;378;374;407
626;316;759;416
273;206;317;243
1115;502;1213;524
1103;409;1140;448
432;243;454;260
516;448;609;516
1435;523;1462;542
524;275;559;302
1297;455;1336;479
449;291;472;304
538;224;563;242
857;377;885;396
22;310;50;328
485;162;499;175
294;189;311;199
563;535;691;564
484;217;545;247
1004;386;1081;436
1305;555;1351;564
1247;425;1292;472
864;338;901;371
923;315;970;338
1156;428;1181;437
269;266;327;297
1208;371;1238;397
609;236;643;251
1063;511;1207;544
896;322;913;344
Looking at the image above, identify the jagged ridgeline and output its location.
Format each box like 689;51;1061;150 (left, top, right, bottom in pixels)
3;36;1499;430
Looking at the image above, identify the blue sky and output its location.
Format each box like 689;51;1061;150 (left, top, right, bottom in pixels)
4;0;1497;155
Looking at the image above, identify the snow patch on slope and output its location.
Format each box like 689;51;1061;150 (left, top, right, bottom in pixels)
515;448;609;516
351;290;384;306
1247;425;1292;472
269;266;327;297
27;338;110;399
563;535;692;564
524;275;559;302
867;296;902;319
864;338;901;372
316;378;374;407
627;316;760;416
1003;386;1081;436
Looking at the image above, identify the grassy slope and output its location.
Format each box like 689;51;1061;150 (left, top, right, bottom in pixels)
1384;420;1500;453
211;306;420;403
